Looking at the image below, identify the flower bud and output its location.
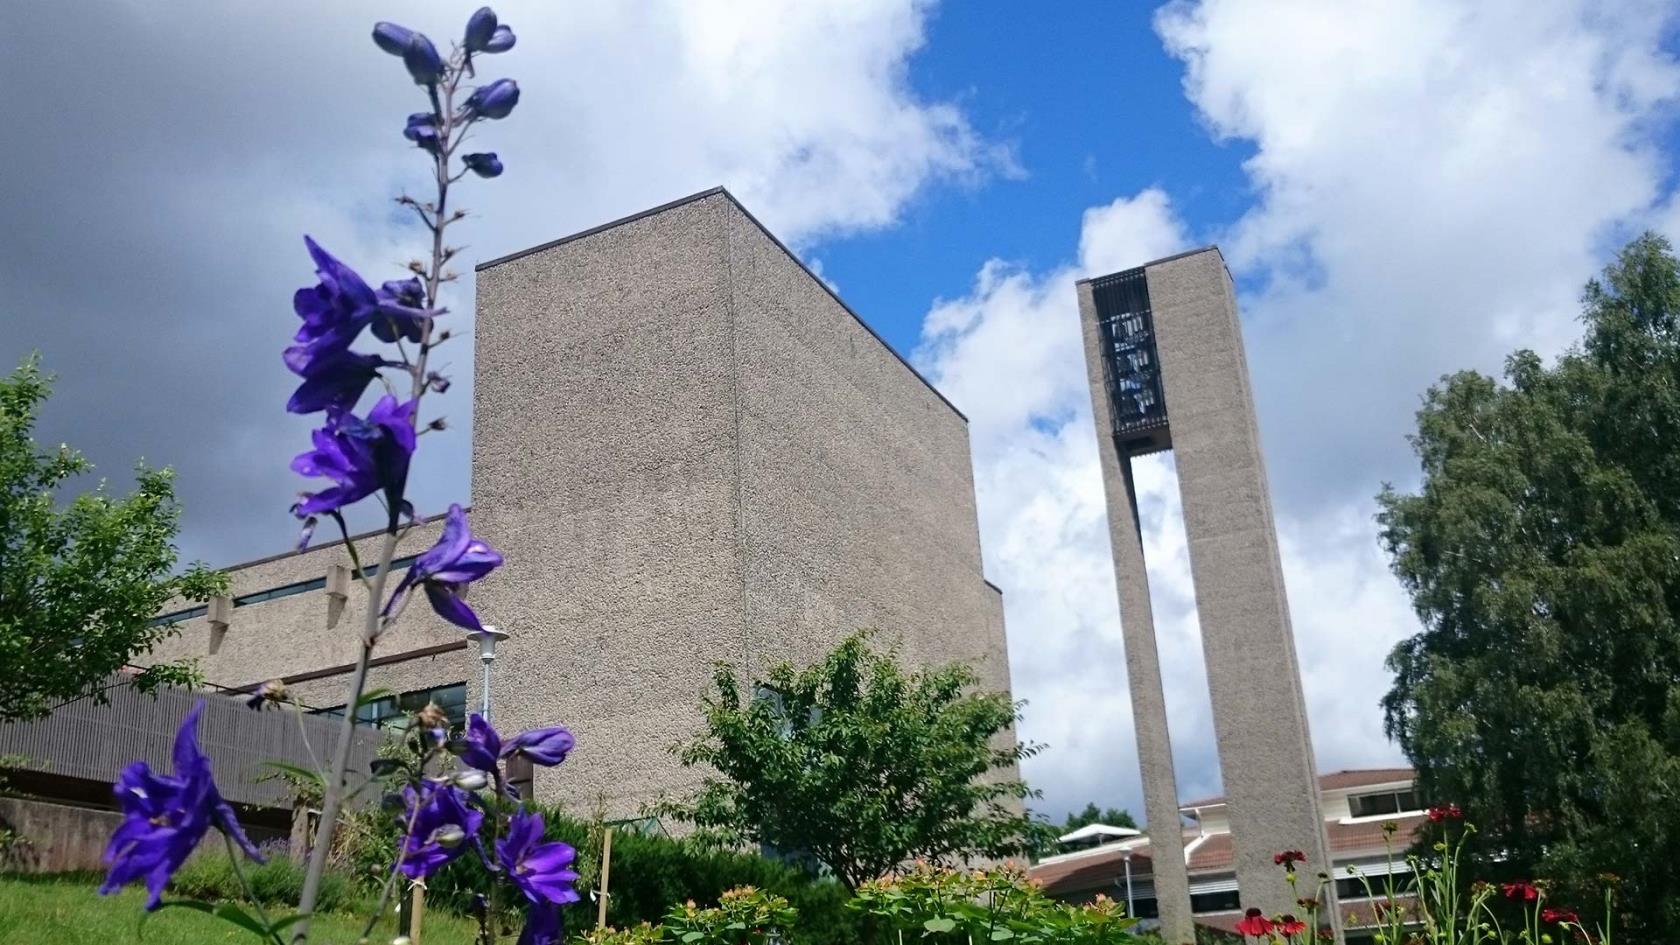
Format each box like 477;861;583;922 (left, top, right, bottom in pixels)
452;769;488;791
404;113;441;154
484;26;516;53
463;79;519;120
373;22;415;56
403;34;445;86
464;7;498;53
427;417;448;432
429;824;466;849
244;679;288;710
426;372;451;394
415;702;450;731
462;152;503;178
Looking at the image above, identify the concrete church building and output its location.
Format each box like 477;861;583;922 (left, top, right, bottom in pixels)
146;188;1012;818
1076;249;1340;942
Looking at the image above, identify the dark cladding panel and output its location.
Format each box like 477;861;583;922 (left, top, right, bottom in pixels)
1091;268;1171;455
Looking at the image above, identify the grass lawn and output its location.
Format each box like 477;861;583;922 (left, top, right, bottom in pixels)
0;874;482;945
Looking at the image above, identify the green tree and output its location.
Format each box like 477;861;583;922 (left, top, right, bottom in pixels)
661;632;1052;891
0;355;226;722
1378;232;1680;939
1059;802;1137;835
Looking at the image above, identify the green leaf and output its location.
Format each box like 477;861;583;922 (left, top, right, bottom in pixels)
991;929;1015;941
261;761;325;785
144;900;278;943
356;688;395;709
681;932;705;943
923;917;958;933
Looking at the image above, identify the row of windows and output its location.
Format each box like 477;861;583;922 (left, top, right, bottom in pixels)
314;682;468;730
1349;789;1420;818
1094;878;1408;920
150;555;421;626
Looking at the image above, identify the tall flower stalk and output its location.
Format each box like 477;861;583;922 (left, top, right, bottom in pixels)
288;11;520;939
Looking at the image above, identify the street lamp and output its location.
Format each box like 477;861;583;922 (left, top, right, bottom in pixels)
1121;849;1135;919
472;625;509;723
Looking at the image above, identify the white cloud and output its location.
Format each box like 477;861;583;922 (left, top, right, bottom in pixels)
0;0;1007;564
921;0;1680;822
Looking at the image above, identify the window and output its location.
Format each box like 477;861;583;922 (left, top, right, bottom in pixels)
1190;890;1241;913
1336;874;1414;901
1349;789;1419;818
151;556;421;625
316;682;467;730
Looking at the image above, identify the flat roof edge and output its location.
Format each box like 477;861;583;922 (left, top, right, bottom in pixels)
475;186;967;423
1075;244;1224;285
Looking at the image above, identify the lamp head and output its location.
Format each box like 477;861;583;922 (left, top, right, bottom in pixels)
473;625;510;662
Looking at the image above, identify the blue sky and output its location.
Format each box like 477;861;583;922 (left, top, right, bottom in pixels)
4;0;1679;822
823;2;1252;352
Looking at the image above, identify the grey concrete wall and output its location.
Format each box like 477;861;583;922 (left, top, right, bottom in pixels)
471;189;1011;817
722;205;1009;696
471;193;748;818
1076;280;1196;944
145;518;469;704
1144;249;1338;933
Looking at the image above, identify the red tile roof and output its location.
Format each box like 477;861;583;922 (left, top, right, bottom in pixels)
1030;815;1425;897
1180;768;1416;810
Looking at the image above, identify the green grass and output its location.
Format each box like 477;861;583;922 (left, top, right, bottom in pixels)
0;873;482;945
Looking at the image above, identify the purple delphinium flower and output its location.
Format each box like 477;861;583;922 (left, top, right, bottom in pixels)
484;25;516;53
397;781;483;879
291;395;417;519
372;21;416;56
403;112;442;155
462;153;503;178
456;713;502;773
286;348;386;415
403;33;445;85
502;726;574;767
380;276;426;309
383;503;503;632
496;810;581;905
286;237;429;376
100;702;264;909
517;902;562;945
462;79;519;120
464;7;498;52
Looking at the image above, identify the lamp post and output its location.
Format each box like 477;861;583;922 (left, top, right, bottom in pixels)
472;625;510;723
1121;849;1135;918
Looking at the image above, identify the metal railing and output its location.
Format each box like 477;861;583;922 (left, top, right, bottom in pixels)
0;680;381;809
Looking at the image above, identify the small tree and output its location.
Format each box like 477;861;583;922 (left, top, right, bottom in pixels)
0;354;226;722
663;632;1050;891
1060;803;1137;834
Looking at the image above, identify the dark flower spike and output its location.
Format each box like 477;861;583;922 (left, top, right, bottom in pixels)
372;22;415;56
404;112;442;155
291;396;417;519
496;810;581;905
403;33;445;86
463;153;504;178
397;781;483;879
286;348;386;415
502;726;574;767
100;702;264;909
464;7;498;52
456;713;502;773
485;26;516;53
517;901;562;945
383;504;504;632
463;79;519;120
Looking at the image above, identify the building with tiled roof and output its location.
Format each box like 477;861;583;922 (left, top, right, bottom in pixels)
1029;769;1423;944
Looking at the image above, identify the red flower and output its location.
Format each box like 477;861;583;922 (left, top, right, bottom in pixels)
1278;915;1308;935
1427;803;1463;822
1235;908;1274;938
1543;908;1580;925
1502;882;1539;901
1274;849;1308;871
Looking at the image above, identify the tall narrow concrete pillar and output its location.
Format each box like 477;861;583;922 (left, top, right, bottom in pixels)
1077;289;1194;944
1076;248;1340;941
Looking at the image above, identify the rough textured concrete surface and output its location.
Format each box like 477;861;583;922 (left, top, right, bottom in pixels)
1075;280;1195;944
469;190;1008;816
1078;247;1339;940
143;188;1010;828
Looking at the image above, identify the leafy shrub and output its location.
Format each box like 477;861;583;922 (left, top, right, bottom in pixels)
170;849;351;914
662;886;797;945
336;797;860;944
